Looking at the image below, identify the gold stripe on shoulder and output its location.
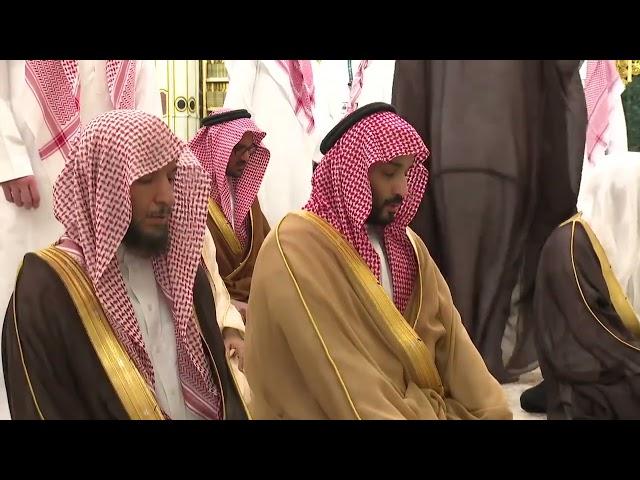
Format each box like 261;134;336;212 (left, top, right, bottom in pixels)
560;212;583;228
208;199;243;257
568;217;640;340
35;247;165;420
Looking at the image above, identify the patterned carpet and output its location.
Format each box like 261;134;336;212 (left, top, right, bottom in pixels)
501;369;547;420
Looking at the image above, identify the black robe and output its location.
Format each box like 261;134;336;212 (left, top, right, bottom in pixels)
534;221;640;420
392;60;587;382
2;252;248;420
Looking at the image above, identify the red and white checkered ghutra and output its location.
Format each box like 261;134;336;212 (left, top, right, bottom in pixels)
305;110;430;313
25;60;137;162
188;109;270;249
584;60;625;163
277;60;315;133
53;110;222;419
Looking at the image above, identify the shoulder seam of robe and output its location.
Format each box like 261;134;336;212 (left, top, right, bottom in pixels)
287;211;443;394
565;216;640;349
34;247;165;420
208;198;247;259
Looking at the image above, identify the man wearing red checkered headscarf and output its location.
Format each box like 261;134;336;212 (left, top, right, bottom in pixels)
244;103;511;420
188;109;271;307
2;110;248;420
0;60;162;419
223;60;330;228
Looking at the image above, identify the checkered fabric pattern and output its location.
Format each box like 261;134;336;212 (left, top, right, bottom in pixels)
188;109;270;248
584;60;625;162
305;110;430;313
25;60;137;161
53;110;222;420
277;60;315;133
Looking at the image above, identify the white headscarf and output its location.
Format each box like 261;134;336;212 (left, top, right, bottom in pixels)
578;152;640;318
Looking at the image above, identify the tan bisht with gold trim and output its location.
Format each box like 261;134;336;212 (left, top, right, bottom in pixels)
245;212;512;420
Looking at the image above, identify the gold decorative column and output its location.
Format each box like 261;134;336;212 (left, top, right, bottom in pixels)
201;61;229;118
154;60;200;141
616;60;640;85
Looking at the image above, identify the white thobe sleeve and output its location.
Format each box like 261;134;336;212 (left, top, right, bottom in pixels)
0;60;33;183
223;60;258;111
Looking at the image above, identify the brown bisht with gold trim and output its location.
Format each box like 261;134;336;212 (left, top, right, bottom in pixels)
2;110;248;420
534;215;640;417
2;248;249;420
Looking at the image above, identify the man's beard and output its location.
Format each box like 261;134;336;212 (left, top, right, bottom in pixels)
367;194;404;226
123;221;170;255
226;163;246;178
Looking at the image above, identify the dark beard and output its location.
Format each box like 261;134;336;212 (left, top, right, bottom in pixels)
122;222;170;255
367;204;393;225
366;194;403;226
226;168;243;179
